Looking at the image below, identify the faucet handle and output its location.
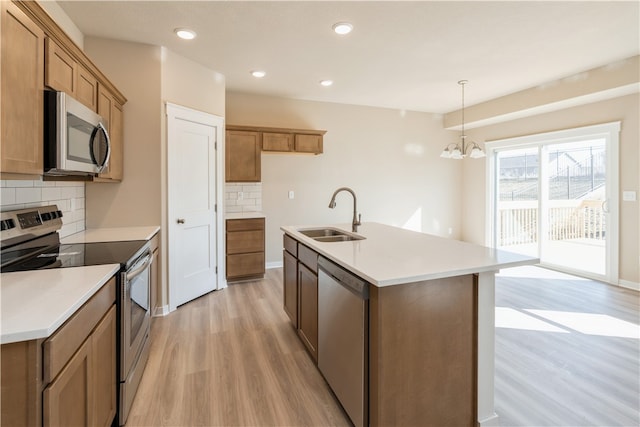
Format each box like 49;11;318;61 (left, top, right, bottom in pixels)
357;213;362;225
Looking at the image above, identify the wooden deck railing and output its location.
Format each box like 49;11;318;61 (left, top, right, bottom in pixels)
498;200;605;246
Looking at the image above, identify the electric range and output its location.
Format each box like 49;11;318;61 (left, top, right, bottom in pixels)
1;204;151;426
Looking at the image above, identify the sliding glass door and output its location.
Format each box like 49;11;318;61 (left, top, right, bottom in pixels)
489;123;619;283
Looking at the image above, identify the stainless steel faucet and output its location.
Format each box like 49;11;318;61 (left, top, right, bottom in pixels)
328;187;361;232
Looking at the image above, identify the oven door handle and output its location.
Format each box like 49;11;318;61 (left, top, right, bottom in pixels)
126;254;152;282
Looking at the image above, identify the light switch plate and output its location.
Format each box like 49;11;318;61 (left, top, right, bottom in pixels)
288;190;294;199
622;191;637;202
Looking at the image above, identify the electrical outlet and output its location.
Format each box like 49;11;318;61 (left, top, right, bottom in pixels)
238;191;243;200
288;190;295;199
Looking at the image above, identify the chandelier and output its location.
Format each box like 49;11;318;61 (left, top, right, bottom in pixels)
440;80;486;159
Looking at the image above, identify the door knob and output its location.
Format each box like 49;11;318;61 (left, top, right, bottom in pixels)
177;218;185;224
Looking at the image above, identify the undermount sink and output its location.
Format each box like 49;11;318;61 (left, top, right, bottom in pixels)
298;227;365;242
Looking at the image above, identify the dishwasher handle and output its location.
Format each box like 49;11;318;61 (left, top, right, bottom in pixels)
318;256;369;299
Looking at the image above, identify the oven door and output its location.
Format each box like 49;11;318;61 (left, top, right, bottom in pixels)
121;250;152;380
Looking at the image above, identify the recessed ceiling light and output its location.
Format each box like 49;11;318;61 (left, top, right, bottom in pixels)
320;80;333;87
332;22;353;35
251;70;266;78
175;28;196;40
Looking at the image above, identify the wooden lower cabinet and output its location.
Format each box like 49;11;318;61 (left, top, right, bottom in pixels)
281;234;319;362
43;337;92;427
91;306;117;427
297;262;318;362
226;218;265;281
1;278;117;427
283;249;298;327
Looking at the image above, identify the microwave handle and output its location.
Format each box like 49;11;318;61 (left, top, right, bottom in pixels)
90;122;111;173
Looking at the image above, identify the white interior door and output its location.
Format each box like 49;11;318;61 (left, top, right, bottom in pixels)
167;104;222;310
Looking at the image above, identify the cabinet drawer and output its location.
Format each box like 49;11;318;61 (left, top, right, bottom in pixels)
298;244;318;273
262;132;293;152
43;277;116;383
227;253;265;278
283;234;297;257
227;230;264;254
226;218;264;232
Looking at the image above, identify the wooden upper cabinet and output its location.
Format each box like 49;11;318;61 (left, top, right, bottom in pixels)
1;1;126;180
45;38;98;112
226;130;261;182
76;64;98;111
262;132;293;152
227;125;326;157
295;134;323;154
96;84;123;181
0;1;45;175
45;37;77;95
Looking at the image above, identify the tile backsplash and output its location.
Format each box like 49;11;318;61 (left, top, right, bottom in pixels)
225;183;262;213
1;179;85;238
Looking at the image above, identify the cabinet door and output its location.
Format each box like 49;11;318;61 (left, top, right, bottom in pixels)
283;250;298;327
92;306;116;427
262;132;292;152
76;64;98;111
298;262;318;362
45;37;76;94
1;1;45;175
96;85;123;181
225;130;261;182
294;134;323;154
43;337;93;427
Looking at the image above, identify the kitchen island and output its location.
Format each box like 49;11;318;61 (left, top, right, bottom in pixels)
281;222;538;427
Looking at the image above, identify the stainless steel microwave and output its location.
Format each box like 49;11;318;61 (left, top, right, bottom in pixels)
44;91;110;176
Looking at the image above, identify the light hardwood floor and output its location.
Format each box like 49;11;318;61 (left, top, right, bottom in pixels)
127;267;639;426
495;267;639;426
126;268;350;426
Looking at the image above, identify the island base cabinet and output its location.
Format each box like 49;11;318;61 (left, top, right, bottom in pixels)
297;262;318;362
368;274;478;427
283;249;298;327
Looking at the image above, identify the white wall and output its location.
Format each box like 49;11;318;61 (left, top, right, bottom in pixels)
83;38;162;228
226;92;461;266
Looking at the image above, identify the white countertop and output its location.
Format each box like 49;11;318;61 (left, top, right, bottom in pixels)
1;265;120;344
226;212;266;220
62;226;160;244
281;222;539;287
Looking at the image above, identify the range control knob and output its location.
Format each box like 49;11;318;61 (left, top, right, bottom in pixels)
55;210;63;218
41;212;52;221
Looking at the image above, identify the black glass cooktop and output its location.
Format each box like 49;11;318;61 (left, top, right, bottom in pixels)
1;239;148;273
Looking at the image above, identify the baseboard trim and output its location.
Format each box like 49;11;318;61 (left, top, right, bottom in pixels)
478;413;500;427
153;305;170;317
619;279;640;291
266;261;283;269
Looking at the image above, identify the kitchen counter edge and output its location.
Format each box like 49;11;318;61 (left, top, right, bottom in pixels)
0;264;120;344
61;225;160;244
281;222;539;287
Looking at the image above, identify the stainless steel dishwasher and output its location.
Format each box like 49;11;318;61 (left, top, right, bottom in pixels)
317;256;369;427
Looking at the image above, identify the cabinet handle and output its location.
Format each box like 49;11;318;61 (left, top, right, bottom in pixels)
177;218;185;224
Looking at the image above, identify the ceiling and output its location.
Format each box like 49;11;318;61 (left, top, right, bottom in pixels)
56;1;640;114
